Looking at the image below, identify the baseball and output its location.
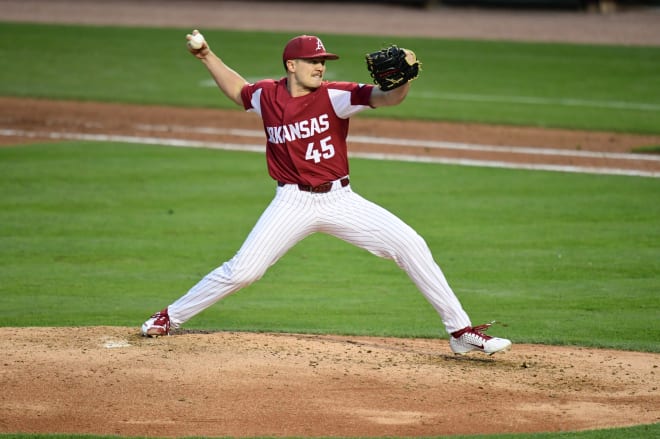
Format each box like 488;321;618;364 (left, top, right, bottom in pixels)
403;48;417;66
188;32;205;50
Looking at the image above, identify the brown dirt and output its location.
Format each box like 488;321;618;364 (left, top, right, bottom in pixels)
2;97;660;176
1;1;659;437
2;0;660;46
1;327;659;437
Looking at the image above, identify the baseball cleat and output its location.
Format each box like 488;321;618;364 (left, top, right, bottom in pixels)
450;322;511;355
141;308;171;337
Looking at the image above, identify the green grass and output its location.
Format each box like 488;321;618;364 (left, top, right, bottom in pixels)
0;23;659;133
1;143;658;353
633;144;660;154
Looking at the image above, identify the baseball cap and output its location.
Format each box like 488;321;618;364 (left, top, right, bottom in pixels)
282;35;339;62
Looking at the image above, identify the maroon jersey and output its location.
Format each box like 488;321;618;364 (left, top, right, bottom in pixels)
241;78;374;187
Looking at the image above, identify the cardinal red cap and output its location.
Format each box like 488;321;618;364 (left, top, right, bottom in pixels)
282;35;339;62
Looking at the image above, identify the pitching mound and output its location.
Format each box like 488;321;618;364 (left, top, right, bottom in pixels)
1;327;658;437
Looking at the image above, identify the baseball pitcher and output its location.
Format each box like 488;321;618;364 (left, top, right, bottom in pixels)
141;31;512;356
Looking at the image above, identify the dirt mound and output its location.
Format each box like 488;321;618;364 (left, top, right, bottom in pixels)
1;327;658;437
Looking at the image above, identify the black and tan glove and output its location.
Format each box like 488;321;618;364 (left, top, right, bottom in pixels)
365;45;420;91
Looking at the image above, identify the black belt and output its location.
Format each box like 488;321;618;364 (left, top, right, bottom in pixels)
278;177;349;193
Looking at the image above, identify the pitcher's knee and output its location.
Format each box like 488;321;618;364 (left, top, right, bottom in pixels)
399;230;429;253
207;263;265;289
395;233;433;263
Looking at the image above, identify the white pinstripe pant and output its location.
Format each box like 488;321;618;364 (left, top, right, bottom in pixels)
168;180;472;334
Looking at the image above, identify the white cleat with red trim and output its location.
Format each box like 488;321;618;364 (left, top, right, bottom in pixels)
141;308;172;337
450;322;511;355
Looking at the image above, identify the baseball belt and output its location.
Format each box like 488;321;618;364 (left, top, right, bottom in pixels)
278;177;350;193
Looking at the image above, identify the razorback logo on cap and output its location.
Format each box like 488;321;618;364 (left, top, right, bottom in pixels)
315;38;326;53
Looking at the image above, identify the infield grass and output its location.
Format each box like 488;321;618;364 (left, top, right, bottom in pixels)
0;22;659;134
1;142;658;353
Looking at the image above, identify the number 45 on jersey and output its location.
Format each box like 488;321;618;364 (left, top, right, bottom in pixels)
306;135;335;163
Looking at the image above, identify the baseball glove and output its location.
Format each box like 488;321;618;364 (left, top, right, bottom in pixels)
365;45;420;91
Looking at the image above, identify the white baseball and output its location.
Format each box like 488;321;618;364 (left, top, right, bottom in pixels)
188;33;205;50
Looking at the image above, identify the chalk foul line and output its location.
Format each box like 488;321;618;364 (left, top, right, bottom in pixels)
0;128;657;179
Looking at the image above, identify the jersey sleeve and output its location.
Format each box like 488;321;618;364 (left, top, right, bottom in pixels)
326;82;375;119
241;79;277;115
